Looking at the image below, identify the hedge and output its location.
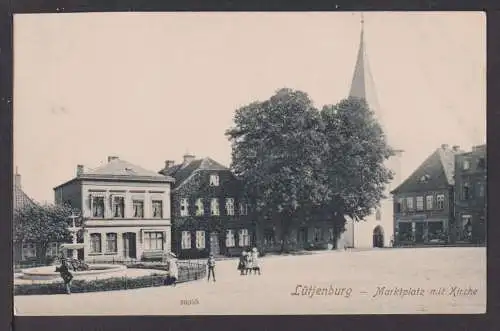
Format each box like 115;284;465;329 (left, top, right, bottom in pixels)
14;262;207;296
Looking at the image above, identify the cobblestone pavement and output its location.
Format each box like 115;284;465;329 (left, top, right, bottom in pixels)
14;247;486;316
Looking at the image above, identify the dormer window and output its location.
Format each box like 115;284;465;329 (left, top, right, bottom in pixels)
420;174;430;183
209;174;219;186
180;198;189;217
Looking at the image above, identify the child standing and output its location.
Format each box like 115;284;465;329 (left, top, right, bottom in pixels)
251;247;261;275
238;251;247;275
207;253;216;282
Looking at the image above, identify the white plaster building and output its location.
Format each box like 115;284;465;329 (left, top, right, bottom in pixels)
54;156;175;262
337;17;403;249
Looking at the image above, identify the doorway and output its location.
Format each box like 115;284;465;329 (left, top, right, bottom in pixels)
209;232;220;255
123;232;137;259
372;226;384;248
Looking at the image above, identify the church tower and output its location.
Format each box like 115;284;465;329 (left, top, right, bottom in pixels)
340;14;403;249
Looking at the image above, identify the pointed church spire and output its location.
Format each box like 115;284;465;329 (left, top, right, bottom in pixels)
349;13;369;100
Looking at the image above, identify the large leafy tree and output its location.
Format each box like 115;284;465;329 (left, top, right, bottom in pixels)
13;203;77;259
227;90;394;250
226;88;328;250
319;97;394;223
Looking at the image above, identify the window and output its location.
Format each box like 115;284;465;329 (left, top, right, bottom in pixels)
328;228;335;241
314;228;322;242
195;231;206;249
46;242;59;257
226;198;235;216
181;231;192;250
211;198;219;216
416;196;424;211
22;243;36;259
240;203;248;215
144;232;164;250
226;229;236;247
209;174;219;186
478;182;485;197
106;233;117;253
238;229;250;247
90;233;102;253
375;209;381;221
406;197;414;210
195;198;204;216
180;198;189;217
436;194;445;209
152;200;163;218
463;159;471;170
462;183;470;200
92;196;105;218
477;157;486;170
133;200;144;218
112;196;125;218
426;195;433;210
397;198;404;212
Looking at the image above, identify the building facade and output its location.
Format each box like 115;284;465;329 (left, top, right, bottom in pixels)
13;169;40;265
453;144;486;244
54;156;175;262
391;144;461;246
159;154;254;259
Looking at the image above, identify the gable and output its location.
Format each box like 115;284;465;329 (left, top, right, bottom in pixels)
391;148;453;194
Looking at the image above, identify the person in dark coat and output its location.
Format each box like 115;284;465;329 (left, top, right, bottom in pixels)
207;253;216;282
237;251;247;275
55;258;74;294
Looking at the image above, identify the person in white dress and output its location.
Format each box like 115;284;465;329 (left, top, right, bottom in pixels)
250;247;261;275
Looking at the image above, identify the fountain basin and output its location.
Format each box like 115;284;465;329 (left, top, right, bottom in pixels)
21;264;126;281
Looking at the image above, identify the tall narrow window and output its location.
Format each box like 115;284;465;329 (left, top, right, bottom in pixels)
463;159;471;170
239;202;248;215
92;196;105;218
477;157;486;170
478;182;485;197
152;200;163;218
195;198;204;216
426;195;434;210
436;194;445;209
238;229;249;247
46;242;59;257
406;197;414;210
416;196;424;211
328;228;335;241
180;198;189;217
106;233;117;253
314;228;322;242
226;198;235;216
209;174;219;186
462;183;470;200
90;233;102;253
133;200;144;218
113;196;125;218
181;231;191;250
211;198;219;216
375;209;381;221
397;198;404;212
195;231;206;249
226;229;235;247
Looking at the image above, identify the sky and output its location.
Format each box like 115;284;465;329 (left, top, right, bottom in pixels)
14;12;486;203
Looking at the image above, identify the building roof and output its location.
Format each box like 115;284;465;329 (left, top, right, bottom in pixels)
391;145;462;194
13;173;35;210
159;157;229;189
54;157;175;190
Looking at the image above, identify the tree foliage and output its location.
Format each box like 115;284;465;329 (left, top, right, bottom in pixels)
226;89;394;246
13;203;77;257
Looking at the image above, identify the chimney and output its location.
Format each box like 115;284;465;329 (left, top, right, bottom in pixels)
182;153;195;165
14;167;21;188
108;156;119;163
165;160;175;169
441;144;449;150
452;145;460;152
76;164;84;176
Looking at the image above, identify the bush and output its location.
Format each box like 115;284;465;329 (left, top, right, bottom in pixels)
14;273;167;296
14;262;207;296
